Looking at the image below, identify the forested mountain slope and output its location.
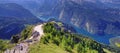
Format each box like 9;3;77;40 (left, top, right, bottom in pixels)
29;22;120;53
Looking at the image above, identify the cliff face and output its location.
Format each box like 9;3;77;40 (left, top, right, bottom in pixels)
39;0;120;36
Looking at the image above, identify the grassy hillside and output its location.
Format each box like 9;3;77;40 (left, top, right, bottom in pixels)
115;43;120;48
10;25;34;43
0;25;33;53
29;42;68;53
29;22;119;53
0;40;15;53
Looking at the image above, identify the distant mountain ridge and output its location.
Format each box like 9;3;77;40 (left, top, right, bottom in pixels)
0;3;42;39
0;3;37;18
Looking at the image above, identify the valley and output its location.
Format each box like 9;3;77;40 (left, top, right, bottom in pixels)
0;0;120;53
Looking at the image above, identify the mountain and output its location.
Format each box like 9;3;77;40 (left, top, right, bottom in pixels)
0;0;120;43
0;3;37;19
9;0;119;36
0;3;42;39
2;0;119;36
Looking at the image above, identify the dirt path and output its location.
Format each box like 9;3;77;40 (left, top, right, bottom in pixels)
30;24;44;41
4;24;44;53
